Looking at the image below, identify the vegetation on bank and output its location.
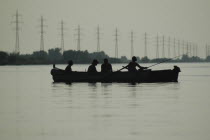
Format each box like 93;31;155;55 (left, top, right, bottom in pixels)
0;48;210;65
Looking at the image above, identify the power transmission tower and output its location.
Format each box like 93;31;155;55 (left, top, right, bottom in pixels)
189;43;192;57
178;39;180;58
162;35;165;58
156;34;159;59
39;16;46;52
168;37;170;58
186;42;189;56
193;44;197;57
173;38;176;57
60;20;65;54
144;32;147;57
130;31;134;58
208;45;210;57
182;40;185;55
97;25;100;52
196;45;198;57
114;28;119;58
75;25;81;51
12;10;22;54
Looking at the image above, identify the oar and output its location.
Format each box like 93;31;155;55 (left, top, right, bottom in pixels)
101;66;128;81
115;66;127;72
146;53;188;69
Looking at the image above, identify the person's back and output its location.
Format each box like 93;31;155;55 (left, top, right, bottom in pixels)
101;58;112;72
127;61;139;72
65;60;73;72
88;59;98;73
65;65;72;72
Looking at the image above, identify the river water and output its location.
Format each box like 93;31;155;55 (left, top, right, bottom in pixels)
0;63;210;140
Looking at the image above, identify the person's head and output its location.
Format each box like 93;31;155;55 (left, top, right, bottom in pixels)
68;60;73;66
104;58;108;64
92;59;99;66
132;56;137;62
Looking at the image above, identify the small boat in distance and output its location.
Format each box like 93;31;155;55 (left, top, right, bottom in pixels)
51;66;181;83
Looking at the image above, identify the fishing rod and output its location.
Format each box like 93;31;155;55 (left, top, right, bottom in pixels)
147;53;189;69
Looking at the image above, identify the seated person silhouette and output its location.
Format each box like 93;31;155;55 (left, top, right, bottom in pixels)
65;60;73;72
125;56;147;72
88;59;99;73
101;58;112;73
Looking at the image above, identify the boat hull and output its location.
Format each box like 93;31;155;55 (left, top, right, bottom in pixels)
51;66;180;83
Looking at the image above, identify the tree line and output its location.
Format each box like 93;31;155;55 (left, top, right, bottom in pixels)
0;48;210;65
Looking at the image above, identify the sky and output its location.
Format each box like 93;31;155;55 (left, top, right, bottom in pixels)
0;0;210;58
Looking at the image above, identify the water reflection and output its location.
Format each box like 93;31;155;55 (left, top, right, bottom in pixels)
1;64;210;140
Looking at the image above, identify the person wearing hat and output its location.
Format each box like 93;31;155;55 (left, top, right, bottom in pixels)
88;59;99;73
65;60;73;72
125;56;147;72
101;58;112;73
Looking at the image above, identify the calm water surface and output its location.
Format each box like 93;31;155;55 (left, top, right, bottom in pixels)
0;63;210;140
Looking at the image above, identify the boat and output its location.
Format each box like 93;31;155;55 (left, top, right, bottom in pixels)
51;65;181;83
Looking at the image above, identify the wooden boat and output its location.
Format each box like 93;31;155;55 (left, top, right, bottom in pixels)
51;65;181;83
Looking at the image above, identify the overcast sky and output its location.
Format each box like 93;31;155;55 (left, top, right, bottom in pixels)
0;0;210;58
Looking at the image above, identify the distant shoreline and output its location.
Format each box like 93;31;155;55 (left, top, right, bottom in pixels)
1;48;210;66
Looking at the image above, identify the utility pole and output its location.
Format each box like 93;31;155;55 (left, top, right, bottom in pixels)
40;16;46;52
76;25;81;51
144;32;147;57
114;28;119;58
97;25;100;52
162;35;165;58
130;31;134;58
60;20;64;54
168;37;170;58
156;34;159;59
12;10;22;54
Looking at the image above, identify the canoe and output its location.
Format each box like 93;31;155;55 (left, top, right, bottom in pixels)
51;65;181;83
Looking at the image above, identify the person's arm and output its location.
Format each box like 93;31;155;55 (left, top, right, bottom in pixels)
136;63;147;69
